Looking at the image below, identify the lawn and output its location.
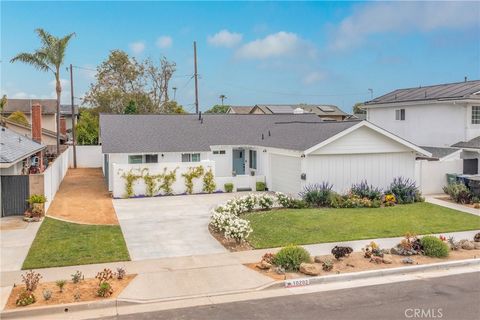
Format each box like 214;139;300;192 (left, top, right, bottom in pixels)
246;202;480;249
23;218;130;269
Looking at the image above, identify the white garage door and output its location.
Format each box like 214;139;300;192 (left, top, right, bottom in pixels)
270;154;301;195
306;152;415;193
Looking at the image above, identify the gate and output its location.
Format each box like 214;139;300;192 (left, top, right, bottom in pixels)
1;175;30;217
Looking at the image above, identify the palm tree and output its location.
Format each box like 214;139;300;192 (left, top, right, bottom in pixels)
11;29;75;155
219;94;227;106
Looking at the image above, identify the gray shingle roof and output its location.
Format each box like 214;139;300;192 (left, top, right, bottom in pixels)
100;114;360;153
227;106;255;114
4;99;57;114
364;80;480;105
420;146;460;159
254;104;348;116
0;127;46;164
451;136;480;149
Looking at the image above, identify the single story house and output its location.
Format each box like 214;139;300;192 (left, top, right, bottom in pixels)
100;113;430;197
250;104;350;121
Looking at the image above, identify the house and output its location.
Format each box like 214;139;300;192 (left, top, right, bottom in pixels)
452;137;480;174
226;106;255;114
3;99;77;138
249;104;349;121
362;80;480;147
99;113;430;197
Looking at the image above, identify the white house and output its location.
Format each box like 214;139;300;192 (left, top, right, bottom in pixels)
99;114;430;197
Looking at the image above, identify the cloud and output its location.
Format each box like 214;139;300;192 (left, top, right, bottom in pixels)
156;36;173;49
129;41;146;54
303;71;327;85
236;32;313;59
330;2;480;51
208;30;243;48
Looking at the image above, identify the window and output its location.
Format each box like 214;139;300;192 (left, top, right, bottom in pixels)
395;109;405;121
249;150;257;169
145;154;158;163
182;153;201;162
472;106;480;124
128;155;143;164
213;150;226;155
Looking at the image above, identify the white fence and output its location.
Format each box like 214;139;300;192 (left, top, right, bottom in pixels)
415;159;463;195
69;145;103;168
43;148;69;211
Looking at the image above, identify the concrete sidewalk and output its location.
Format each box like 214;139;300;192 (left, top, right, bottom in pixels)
425;195;480;216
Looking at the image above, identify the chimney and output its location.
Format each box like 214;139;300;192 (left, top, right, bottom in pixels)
31;103;42;143
60;117;66;136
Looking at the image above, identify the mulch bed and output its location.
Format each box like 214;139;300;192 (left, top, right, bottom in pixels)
209;226;253;251
5;274;135;309
435;196;479;209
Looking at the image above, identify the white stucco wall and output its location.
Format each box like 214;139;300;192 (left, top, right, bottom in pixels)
366;103;480;147
415;159;463;194
69;145;103;168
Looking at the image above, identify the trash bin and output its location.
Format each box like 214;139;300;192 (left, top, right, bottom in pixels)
446;174;458;185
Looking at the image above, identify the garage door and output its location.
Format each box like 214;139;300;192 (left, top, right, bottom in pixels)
270;154;301;195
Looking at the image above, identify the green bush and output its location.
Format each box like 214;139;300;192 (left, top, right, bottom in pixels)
224;183;234;193
27;194;47;205
385;177;420;204
350;180;382;200
443;183;472;204
420;236;449;258
272;245;311;271
300;182;333;207
256;181;266;191
328;192;344;208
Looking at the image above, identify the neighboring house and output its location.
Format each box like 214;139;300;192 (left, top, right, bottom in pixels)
250;104;350;121
1;117;67;146
362;80;480;147
2;99;77;135
226;106;255;114
452;137;480;174
100;114;430;196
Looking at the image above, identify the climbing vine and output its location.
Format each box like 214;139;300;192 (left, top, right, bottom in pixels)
159;167;178;194
182;166;205;194
143;170;163;197
202;168;216;193
120;169;143;198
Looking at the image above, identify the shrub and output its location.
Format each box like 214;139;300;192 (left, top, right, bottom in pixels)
257;194;274;210
256;181;266;191
42;289;52;301
16;290;36;307
272;245;311;271
202;169;216;193
96;268;114;284
27;194;47;205
159;168;177;194
224;183;234;193
385;177;420;204
275;192;307;208
224;217;253;243
182;166;205;194
327;192;344;208
21;270;42;292
120;169;142;198
384;193;396;206
74;291;81;301
71;271;83;284
341;194;373;208
350;180;382;200
261;253;276;264
116;267;126;280
322;259;334;271
420;236;449;258
56;280;66;293
97;282;113;297
443;183;472;204
331;246;353;260
300;182;333;207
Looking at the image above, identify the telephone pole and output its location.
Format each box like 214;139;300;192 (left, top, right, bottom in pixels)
69;64;77;168
193;41;199;114
172;87;177;101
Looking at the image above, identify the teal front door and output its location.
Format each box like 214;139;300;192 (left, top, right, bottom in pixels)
232;149;245;175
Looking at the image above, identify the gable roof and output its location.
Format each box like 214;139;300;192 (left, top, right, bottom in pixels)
100;114;361;153
1;117;67;141
253;104;348;117
0;126;46;165
364;80;480;106
226;106;255;114
4;99;57;114
452;136;480;150
420;146;461;160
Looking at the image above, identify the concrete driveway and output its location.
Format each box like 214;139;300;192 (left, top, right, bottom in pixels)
113;193;242;261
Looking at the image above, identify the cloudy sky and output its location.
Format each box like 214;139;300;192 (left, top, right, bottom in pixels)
1;1;479;113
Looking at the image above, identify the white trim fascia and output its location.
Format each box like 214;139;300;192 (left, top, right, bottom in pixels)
303;121;432;157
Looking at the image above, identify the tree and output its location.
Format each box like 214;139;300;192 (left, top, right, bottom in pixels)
11;28;75;155
353;102;366;114
84;50;177;114
0;95;7;125
76;109;99;145
124;100;138;114
219;94;227;106
205;105;230;114
7;111;29;126
162;101;186;114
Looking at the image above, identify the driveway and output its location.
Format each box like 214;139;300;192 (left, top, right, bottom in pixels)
113;193;242;261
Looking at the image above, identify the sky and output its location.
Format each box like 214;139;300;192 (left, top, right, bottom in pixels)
1;1;479;113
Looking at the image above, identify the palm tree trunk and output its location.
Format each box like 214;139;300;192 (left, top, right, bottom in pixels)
55;72;61;156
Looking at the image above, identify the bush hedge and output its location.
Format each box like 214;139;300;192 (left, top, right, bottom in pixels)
420;236;449;258
272;245;311;271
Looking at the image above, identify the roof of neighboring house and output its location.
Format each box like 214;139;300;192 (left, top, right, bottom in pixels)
100;114;362;153
253;104;349;117
60;105;79;116
451;136;480;150
364;80;480;106
0;126;46;165
227;106;255;114
420;146;461;159
3;99;57;114
0;117;67;141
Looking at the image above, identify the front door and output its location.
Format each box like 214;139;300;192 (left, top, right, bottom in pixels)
232;149;245;175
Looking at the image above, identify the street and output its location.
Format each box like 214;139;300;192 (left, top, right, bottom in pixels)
108;272;480;320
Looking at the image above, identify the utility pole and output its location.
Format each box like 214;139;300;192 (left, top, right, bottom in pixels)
69;64;77;168
172;87;177;101
368;88;373;100
193;41;199;114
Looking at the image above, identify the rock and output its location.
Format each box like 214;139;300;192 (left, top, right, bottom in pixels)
474;242;480;250
460;240;475;250
390;247;399;255
382;255;393;264
299;263;321;276
370;257;383;264
256;260;272;270
314;256;325;263
474;232;480;242
402;257;415;264
274;266;285;275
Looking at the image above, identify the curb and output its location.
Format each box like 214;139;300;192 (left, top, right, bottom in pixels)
1;258;478;319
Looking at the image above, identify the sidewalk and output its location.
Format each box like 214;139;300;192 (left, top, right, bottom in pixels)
425;195;480;216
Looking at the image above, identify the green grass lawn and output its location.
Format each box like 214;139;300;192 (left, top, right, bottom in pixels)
23;218;130;269
246;202;480;249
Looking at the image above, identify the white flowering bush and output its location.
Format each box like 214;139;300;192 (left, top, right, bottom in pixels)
258;194;275;210
275;192;292;207
224;218;253;242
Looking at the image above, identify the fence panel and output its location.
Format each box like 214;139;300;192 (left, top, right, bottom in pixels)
1;175;29;216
